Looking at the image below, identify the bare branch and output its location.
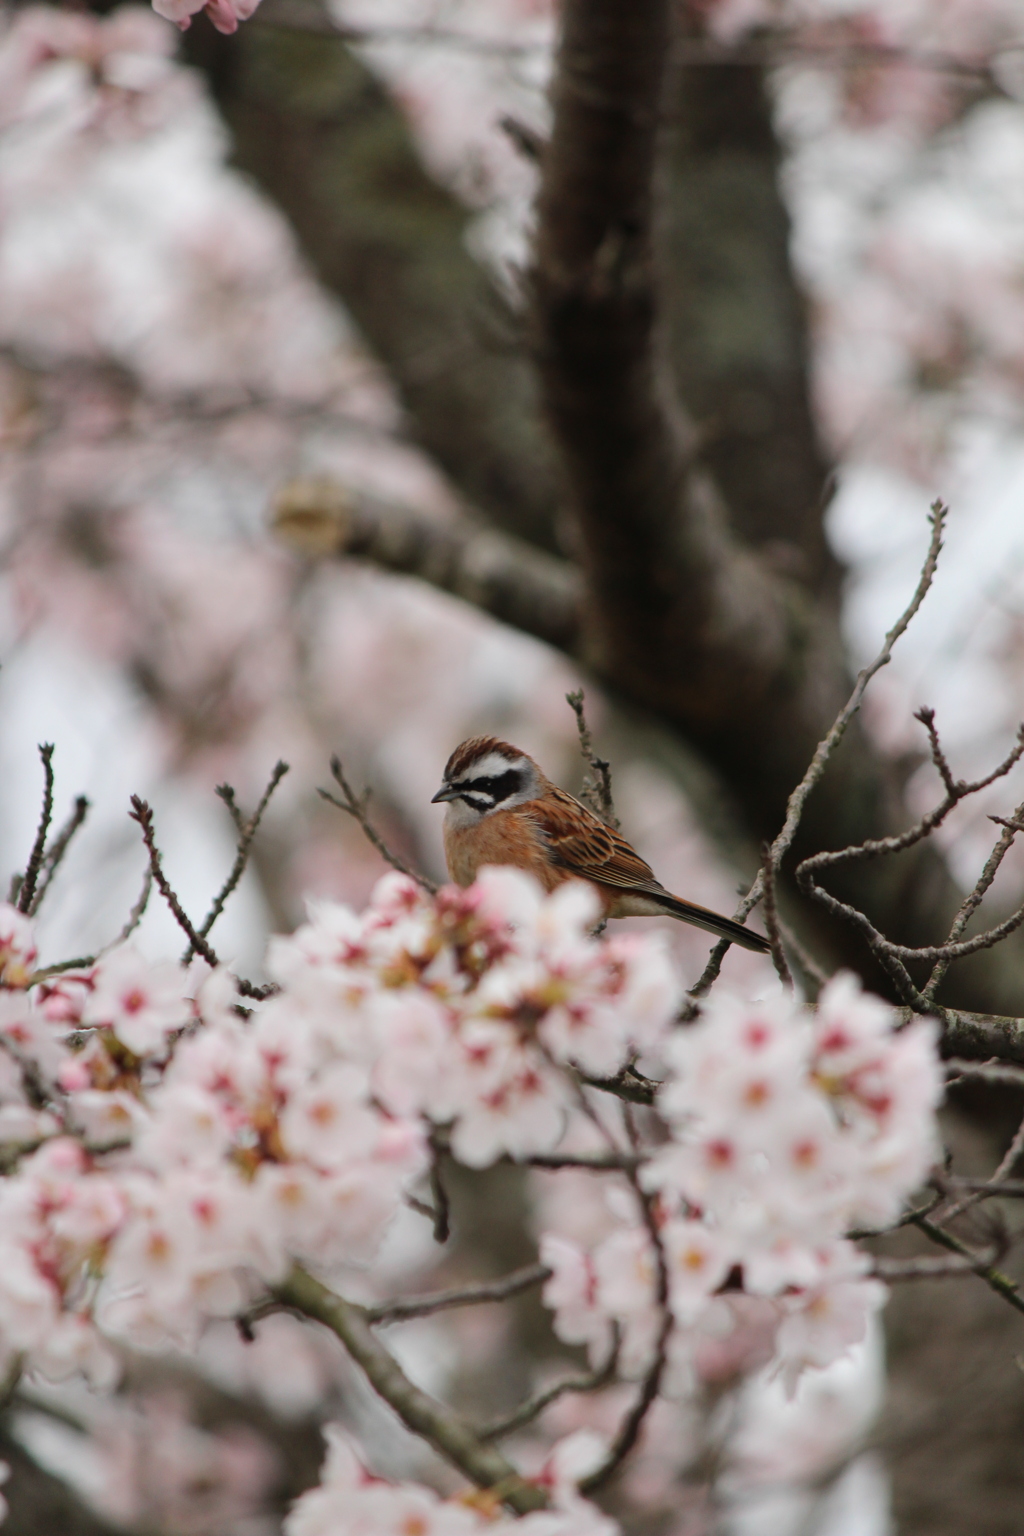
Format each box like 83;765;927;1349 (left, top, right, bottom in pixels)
777;914;830;994
925;802;1024;1003
427;1132;451;1244
846;1191;945;1241
794;711;1024;1004
945;1059;1024;1088
565;689;619;828
773;502;946;873
872;1251;1000;1282
580;1171;672;1494
273;1266;548;1514
680;872;764;1018
934;1010;1024;1066
948;1179;1024;1199
128;797;274;1001
912;1213;1024;1320
13;744;55;913
761;841;792;987
274;479;581;654
130;796;219;967
31;868;152;981
581;1066;659;1107
319;756;438;894
27;794;90;916
365;1262;552;1326
480;1326;621;1442
117;867;153;948
184;760;289;963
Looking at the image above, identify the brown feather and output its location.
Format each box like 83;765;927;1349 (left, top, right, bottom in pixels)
522;789;771;954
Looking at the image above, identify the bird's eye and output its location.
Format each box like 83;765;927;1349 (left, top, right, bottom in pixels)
462;769;520;802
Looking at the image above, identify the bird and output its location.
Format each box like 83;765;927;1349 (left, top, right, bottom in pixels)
431;736;770;954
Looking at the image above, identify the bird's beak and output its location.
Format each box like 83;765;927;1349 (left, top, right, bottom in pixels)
431;783;461;804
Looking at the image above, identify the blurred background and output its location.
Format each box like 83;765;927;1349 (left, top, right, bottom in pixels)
2;0;1024;1532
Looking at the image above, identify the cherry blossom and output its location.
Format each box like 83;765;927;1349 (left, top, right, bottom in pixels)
150;0;262;37
82;945;191;1057
0;904;37;989
285;1425;619;1536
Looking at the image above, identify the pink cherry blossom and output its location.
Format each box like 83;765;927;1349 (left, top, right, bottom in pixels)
83;945;190;1056
0;905;37;989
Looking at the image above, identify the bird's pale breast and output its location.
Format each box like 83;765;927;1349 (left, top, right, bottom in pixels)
444;807;565;893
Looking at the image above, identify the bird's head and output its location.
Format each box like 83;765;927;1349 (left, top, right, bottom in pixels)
431;737;543;825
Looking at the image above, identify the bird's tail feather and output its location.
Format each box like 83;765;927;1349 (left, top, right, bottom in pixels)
659;892;771;954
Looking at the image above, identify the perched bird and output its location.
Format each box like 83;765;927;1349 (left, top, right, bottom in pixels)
431;736;770;953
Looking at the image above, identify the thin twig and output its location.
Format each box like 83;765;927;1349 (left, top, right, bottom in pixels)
778;914;830;994
761;841;792;987
945;1058;1024;1088
27;794;89;916
480;1325;621;1441
948;1178;1024;1199
580;1173;672;1494
14;744;55;913
796;742;1024;1007
680;873;764;1019
428;1131;451;1244
184;761;289;963
365;1262;552;1326
565;689;619;828
128;797;273;1001
871;1250;1000;1281
925;800;1024;1002
580;1066;659;1107
30;868;152;981
682;504;947;1015
933;1110;1024;1225
847;1189;945;1241
273;1266;548;1515
912;1213;1024;1319
319;756;438;893
773;503;947;873
117;867;153;946
130;796;219;967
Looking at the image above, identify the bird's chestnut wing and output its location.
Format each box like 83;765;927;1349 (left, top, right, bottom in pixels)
526;788;663;892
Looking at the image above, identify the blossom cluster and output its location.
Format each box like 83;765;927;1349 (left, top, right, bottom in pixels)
285;1426;618;1536
0;870;675;1373
0;871;944;1525
540;976;943;1394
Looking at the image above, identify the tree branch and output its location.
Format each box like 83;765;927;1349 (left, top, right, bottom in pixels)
272;1267;548;1514
364;1262;552;1326
318;755;438;894
480;1326;621;1442
12;744;55;914
27;795;89;917
182;16;561;553
184;760;289;963
566;688;619;828
128;797;273;1001
274;478;581;655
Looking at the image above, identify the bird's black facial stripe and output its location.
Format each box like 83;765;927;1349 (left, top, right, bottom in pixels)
450;768;522;808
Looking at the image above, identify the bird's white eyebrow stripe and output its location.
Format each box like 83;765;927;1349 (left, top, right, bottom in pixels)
453;752;521;781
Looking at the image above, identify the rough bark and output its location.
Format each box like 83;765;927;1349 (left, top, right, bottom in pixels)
181;13;562;554
272;477;581;653
662;48;835;587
